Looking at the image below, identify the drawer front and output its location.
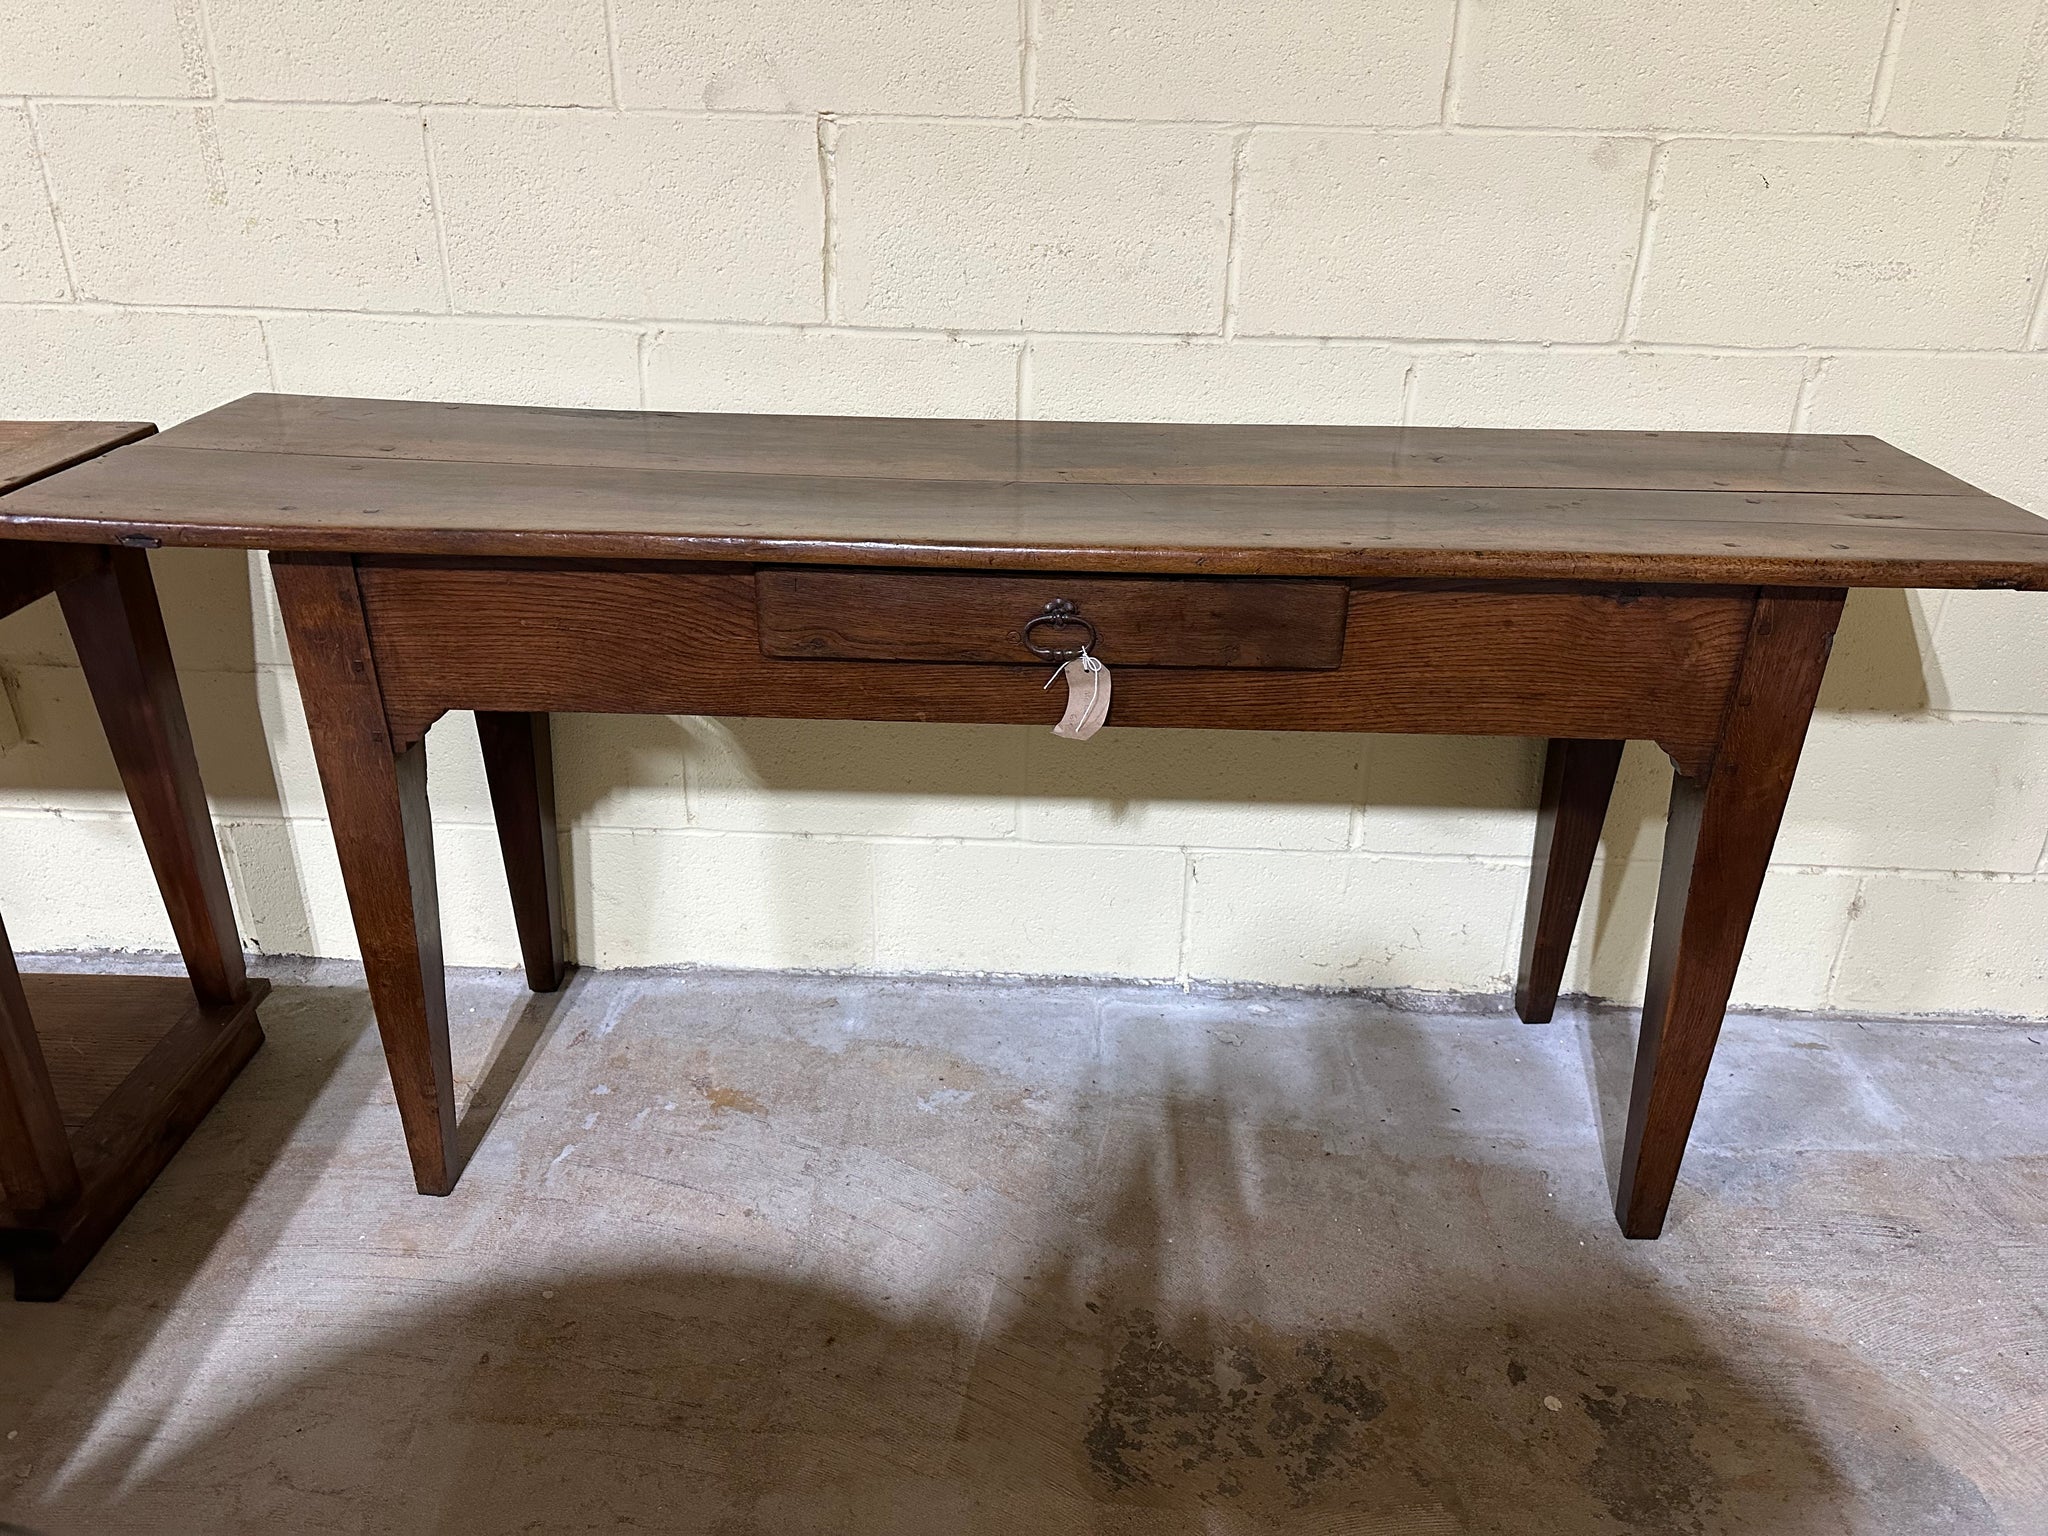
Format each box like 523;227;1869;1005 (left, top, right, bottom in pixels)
756;567;1349;669
354;560;1755;775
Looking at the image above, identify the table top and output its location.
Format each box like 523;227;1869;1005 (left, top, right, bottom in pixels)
3;393;2045;589
0;420;153;497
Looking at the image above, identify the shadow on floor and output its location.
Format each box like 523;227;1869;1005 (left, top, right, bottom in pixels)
454;972;582;1168
0;964;562;1484
15;1258;1849;1534
3;969;1994;1535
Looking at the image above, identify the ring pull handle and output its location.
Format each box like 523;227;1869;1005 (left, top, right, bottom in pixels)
1021;598;1097;660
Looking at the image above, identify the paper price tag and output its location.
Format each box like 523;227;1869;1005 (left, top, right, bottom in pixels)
1045;652;1112;740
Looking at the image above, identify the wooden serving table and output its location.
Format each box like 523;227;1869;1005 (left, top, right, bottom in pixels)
6;393;2045;1239
0;421;266;1300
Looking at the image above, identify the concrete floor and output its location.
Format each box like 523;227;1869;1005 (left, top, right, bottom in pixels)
0;962;2043;1535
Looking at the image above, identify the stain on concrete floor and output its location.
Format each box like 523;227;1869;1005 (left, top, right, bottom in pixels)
0;961;2043;1533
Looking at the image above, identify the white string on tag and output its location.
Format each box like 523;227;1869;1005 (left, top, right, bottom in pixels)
1046;649;1112;740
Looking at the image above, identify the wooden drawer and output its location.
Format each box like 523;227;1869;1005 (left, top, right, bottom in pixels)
756;567;1349;669
353;560;1757;774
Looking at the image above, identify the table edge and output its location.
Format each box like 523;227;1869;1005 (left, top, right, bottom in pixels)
4;515;2044;591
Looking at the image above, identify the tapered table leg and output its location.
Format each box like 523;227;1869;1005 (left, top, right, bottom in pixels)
477;711;568;993
272;553;457;1195
1515;737;1626;1024
60;547;248;1007
1616;588;1845;1238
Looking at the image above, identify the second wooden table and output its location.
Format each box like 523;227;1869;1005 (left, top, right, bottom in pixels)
1;421;266;1299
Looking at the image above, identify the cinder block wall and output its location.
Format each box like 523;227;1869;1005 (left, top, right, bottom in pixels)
3;3;2046;1015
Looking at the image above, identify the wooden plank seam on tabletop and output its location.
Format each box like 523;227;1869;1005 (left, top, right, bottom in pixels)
3;397;2046;589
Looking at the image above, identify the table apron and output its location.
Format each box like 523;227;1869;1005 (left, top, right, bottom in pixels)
349;559;1760;774
0;541;108;622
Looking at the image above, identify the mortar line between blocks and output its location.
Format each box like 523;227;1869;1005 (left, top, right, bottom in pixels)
1349;747;1374;850
2027;248;2048;350
2012;0;2048;357
17;98;2048;144
418;115;456;313
1438;0;1472;126
816;114;840;323
1927;707;2048;724
182;0;224;102
9;297;2048;358
600;0;625;107
1617;141;1669;342
1825;874;1869;1005
15;804;2048;887
1868;0;1914;129
1220;127;1252;339
1792;355;1833;431
1018;0;1038;116
21;103;84;300
1494;888;1522;994
867;827;882;973
1174;851;1196;987
256;316;282;392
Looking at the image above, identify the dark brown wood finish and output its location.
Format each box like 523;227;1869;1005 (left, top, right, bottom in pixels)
0;919;81;1214
270;553;457;1195
59;547;249;1006
5;394;2047;589
758;568;1349;667
357;563;1756;775
477;711;568;994
1615;588;1848;1238
10;396;2030;1242
0;421;264;1298
1;543;102;623
96;393;1994;495
0;974;266;1301
0;420;152;494
1515;738;1628;1025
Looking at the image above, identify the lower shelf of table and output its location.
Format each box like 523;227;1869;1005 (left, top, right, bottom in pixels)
1;972;267;1301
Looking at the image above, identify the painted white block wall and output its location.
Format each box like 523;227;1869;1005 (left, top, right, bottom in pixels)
2;1;2046;1017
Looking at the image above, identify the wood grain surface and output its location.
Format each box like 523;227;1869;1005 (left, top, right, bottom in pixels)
0;420;153;495
143;393;1983;494
1615;588;1848;1239
1515;737;1628;1026
0;974;266;1300
476;711;569;994
4;395;2043;589
0;417;264;1297
354;561;1755;774
757;568;1350;667
0;541;102;624
59;548;250;1007
0;921;81;1213
271;553;459;1197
